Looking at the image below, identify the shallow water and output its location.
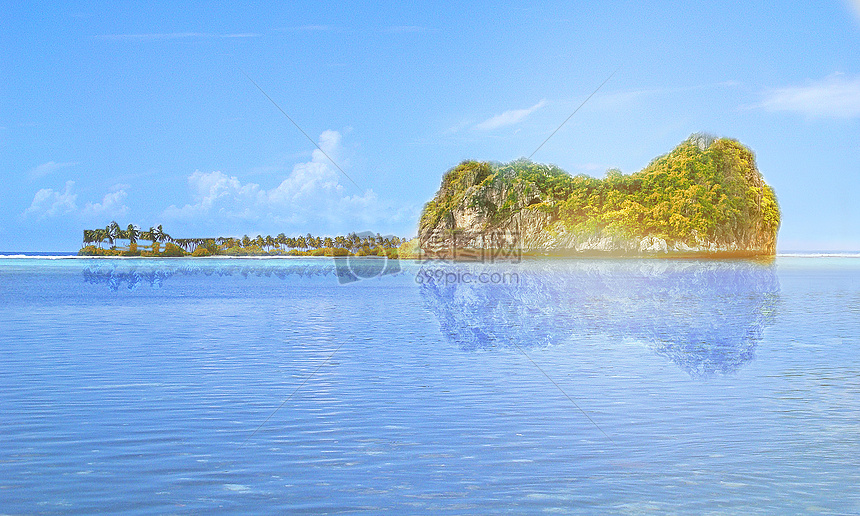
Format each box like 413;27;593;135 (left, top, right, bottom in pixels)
1;257;858;514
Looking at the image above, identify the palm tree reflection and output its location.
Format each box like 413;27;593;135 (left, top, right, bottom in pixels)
81;260;343;291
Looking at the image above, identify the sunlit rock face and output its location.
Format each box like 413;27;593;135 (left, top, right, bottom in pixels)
418;259;779;376
418;136;780;258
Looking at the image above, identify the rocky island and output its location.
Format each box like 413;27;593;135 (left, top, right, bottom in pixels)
419;134;780;258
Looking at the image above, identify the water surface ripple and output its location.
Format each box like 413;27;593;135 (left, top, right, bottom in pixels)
0;257;858;514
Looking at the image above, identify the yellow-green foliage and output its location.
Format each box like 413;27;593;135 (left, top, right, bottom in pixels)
122;243;141;257
308;247;352;257
78;245;122;256
161;243;186;257
397;238;421;259
223;244;263;256
421;161;492;230
420;135;780;246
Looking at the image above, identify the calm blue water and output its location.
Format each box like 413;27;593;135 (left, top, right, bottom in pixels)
1;256;858;514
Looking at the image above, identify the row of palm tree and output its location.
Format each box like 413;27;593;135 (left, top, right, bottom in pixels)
82;223;406;253
83;223;171;249
228;232;405;252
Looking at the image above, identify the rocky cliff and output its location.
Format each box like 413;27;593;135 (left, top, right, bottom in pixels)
419;134;780;258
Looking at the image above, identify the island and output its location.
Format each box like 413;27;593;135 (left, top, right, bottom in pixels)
79;226;407;258
419;134;780;258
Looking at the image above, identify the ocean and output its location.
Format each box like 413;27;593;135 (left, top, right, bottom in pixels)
1;256;858;514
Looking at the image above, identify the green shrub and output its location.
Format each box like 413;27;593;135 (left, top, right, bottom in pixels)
122;243;141;256
421;135;780;247
78;245;122;256
162;243;186;257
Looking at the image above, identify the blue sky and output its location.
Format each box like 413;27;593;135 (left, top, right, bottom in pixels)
2;1;859;251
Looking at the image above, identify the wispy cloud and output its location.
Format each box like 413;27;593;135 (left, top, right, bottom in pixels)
759;73;860;118
82;189;130;218
387;25;424;33
848;0;860;22
24;181;77;219
589;81;741;111
442;119;475;136
23;181;129;220
287;25;338;32
284;25;425;34
29;161;77;179
162;130;415;235
473;100;547;131
95;32;260;41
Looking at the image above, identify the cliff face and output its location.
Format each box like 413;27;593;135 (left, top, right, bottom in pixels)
419;135;780;258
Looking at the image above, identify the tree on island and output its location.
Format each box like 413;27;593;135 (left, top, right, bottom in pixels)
79;221;408;258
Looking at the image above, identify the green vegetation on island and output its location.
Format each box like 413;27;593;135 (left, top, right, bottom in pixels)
79;222;407;258
419;134;780;256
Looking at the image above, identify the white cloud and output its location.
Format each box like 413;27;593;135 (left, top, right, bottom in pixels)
162;130;414;235
82;189;129;218
29;161;77;179
473;100;547;130
23;181;129;220
848;0;860;22
24;181;78;219
759;73;860;118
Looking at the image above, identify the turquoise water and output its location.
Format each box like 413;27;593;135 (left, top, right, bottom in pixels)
1;257;858;514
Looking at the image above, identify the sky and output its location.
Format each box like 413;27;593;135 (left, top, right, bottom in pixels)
2;1;859;251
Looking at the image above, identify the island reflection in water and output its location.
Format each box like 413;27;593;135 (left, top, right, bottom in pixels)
80;258;779;376
80;258;403;291
81;260;342;291
418;259;779;376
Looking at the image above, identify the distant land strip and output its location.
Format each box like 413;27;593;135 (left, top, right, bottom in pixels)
80;224;410;258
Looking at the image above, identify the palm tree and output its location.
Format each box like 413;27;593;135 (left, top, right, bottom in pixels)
156;225;170;244
126;224;138;244
149;225;160;244
108;221;121;248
